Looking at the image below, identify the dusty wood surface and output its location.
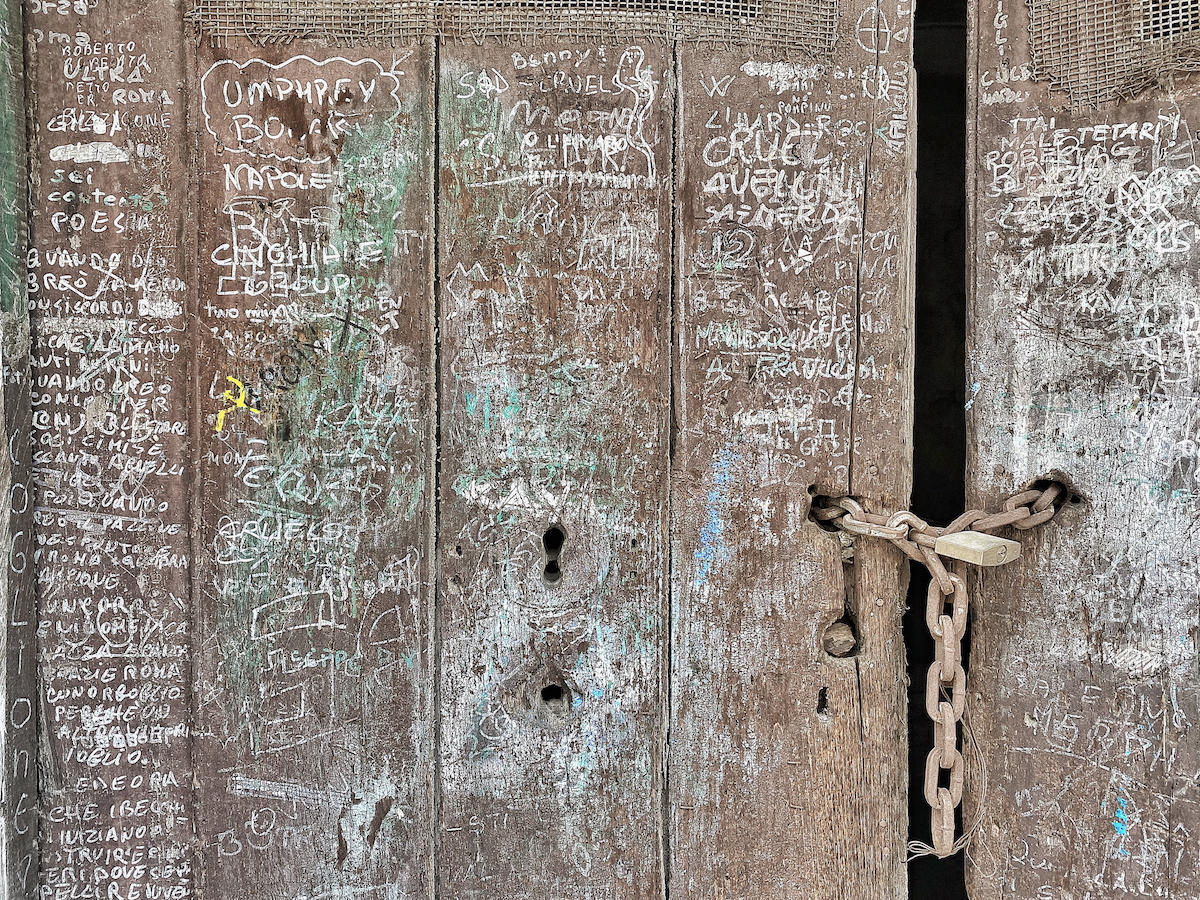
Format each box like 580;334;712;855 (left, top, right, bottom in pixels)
26;0;195;897
967;4;1200;897
191;41;435;899
21;13;920;898
0;0;36;890
670;0;914;892
437;40;672;898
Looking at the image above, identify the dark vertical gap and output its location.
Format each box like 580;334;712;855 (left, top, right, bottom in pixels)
909;3;967;898
181;25;203;900
430;34;444;900
849;0;883;491
661;41;680;900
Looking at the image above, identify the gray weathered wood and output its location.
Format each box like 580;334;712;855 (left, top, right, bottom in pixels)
191;41;436;898
438;40;672;898
967;4;1200;896
0;0;36;889
670;0;915;892
27;2;195;897
22;9;921;895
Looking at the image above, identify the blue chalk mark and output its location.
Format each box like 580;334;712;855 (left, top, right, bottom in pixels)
694;448;735;587
1111;797;1131;857
965;382;981;411
1112;799;1129;836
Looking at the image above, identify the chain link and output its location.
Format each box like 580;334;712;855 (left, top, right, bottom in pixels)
812;481;1068;857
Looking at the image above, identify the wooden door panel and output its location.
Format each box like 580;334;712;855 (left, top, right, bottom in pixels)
26;3;197;899
0;0;36;891
437;40;672;898
20;3;919;895
192;42;436;899
968;4;1200;896
671;2;914;893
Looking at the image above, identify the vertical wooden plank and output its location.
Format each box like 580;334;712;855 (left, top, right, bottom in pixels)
0;0;35;888
26;2;195;898
671;0;915;892
190;41;436;897
438;41;672;897
967;4;1200;896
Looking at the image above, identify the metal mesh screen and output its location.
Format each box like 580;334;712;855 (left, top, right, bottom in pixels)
187;0;432;45
1146;0;1200;36
1027;0;1200;106
186;0;838;57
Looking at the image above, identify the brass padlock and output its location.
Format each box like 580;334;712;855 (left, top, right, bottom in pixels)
934;531;1021;566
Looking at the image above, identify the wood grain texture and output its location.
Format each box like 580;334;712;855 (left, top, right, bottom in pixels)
191;41;436;899
438;40;672;899
0;0;36;889
19;13;921;896
26;1;195;898
967;3;1200;896
670;0;914;892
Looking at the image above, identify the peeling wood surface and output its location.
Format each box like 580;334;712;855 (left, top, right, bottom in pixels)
670;0;914;891
967;4;1200;897
24;9;917;898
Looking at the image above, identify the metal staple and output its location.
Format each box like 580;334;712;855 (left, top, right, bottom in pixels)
813;481;1067;857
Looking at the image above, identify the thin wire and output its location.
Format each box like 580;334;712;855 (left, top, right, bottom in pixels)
907;691;989;861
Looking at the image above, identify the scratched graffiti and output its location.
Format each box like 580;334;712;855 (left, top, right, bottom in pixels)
437;42;671;897
968;7;1200;897
190;45;434;898
26;0;917;894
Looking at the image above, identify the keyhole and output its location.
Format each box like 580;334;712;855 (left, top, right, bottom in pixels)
542;525;565;585
538;681;572;718
543;526;565;554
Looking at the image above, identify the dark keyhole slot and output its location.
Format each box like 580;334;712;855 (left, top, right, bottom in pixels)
542;525;566;585
816;687;829;717
543;526;565;554
541;684;564;703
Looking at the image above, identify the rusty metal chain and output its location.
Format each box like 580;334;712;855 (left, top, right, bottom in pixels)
812;481;1067;857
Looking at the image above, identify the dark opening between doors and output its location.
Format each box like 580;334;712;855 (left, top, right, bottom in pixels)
911;3;968;898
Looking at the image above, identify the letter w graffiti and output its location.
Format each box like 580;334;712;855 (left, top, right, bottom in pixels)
702;75;735;97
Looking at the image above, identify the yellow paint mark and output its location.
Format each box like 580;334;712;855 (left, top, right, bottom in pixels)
215;376;259;432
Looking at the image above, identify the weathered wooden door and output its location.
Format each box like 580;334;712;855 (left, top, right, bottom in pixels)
16;0;917;897
967;1;1200;896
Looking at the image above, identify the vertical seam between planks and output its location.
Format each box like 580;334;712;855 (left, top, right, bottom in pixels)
851;0;885;500
429;35;443;900
965;0;981;495
180;22;202;900
661;41;681;900
19;8;44;892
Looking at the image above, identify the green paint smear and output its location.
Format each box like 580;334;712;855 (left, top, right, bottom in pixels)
214;95;430;742
0;13;24;319
438;73;526;241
